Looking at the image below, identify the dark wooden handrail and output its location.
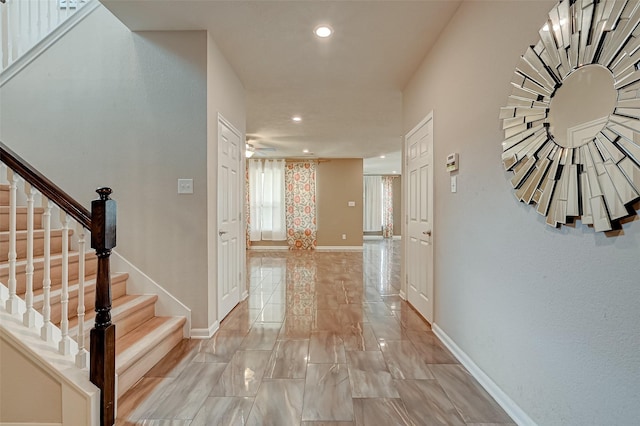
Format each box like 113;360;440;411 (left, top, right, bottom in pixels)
0;141;91;229
1;140;116;426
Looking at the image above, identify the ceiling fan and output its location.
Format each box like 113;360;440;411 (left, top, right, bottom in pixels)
245;140;276;158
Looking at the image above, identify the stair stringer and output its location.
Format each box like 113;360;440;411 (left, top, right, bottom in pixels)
111;251;191;338
0;285;99;426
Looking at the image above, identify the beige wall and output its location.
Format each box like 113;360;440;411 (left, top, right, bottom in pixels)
317;159;363;246
403;1;640;424
206;33;247;330
0;335;62;423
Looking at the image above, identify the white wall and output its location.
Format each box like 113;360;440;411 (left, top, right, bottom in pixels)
205;33;246;333
0;6;212;327
403;2;640;425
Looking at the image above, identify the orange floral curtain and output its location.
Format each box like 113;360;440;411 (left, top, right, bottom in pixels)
382;176;395;238
285;161;317;250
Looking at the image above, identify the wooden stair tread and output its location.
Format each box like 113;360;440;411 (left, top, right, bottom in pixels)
30;272;129;304
68;294;158;334
0;228;71;241
0;206;45;213
115;316;186;374
0;250;95;270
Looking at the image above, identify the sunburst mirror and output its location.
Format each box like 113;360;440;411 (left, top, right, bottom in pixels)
501;0;640;232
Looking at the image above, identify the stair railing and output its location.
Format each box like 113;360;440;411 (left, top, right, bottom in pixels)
0;140;116;426
0;0;92;72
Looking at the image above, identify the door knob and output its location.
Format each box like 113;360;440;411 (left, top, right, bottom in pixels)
423;231;431;236
219;231;227;236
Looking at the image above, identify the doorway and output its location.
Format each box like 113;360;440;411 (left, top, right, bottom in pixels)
404;112;434;323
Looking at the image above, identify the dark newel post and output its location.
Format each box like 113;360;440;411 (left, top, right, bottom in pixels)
90;187;116;426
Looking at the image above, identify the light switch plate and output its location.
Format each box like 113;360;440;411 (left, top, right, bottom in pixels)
348;201;356;207
178;178;193;194
451;176;457;193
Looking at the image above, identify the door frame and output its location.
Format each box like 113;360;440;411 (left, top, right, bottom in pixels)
402;111;435;323
216;113;245;324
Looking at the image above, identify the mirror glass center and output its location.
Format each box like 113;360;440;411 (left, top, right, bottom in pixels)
547;64;617;148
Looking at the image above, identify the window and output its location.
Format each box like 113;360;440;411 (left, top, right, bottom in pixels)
249;159;286;241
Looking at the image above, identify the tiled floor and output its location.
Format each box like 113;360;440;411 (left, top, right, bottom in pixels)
117;240;514;425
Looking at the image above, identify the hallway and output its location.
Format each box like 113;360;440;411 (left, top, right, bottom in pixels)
117;240;513;425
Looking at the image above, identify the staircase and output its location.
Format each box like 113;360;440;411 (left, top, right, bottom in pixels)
0;179;186;400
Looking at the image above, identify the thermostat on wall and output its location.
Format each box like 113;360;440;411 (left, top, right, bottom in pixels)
446;153;459;172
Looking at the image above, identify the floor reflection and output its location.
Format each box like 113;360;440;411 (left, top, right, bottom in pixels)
117;239;513;425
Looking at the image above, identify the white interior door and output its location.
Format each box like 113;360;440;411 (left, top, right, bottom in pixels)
405;112;434;323
218;115;242;321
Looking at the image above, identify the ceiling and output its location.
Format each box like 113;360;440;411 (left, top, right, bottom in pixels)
101;0;463;174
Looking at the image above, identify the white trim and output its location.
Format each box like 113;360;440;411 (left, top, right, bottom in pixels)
363;235;402;240
248;245;289;251
0;0;101;87
111;251;191;338
399;290;406;300
241;290;249;300
432;323;537;426
315;246;363;251
191;320;219;340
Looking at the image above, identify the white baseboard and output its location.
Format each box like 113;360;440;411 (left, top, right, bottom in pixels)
399;290;406;300
191;320;219;340
363;235;402;240
432;324;536;426
250;245;364;251
315;246;363;251
111;251;192;338
248;245;289;251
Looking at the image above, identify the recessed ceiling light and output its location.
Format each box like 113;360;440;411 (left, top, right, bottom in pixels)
380;155;386;159
292;116;302;122
303;149;309;153
392;171;397;174
314;25;333;38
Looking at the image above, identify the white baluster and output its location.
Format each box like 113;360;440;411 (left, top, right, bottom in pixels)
5;170;19;314
75;222;88;368
23;182;37;327
36;0;42;42
26;0;32;51
13;0;20;61
55;0;61;31
58;211;71;355
46;0;51;36
1;1;8;69
40;198;54;342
